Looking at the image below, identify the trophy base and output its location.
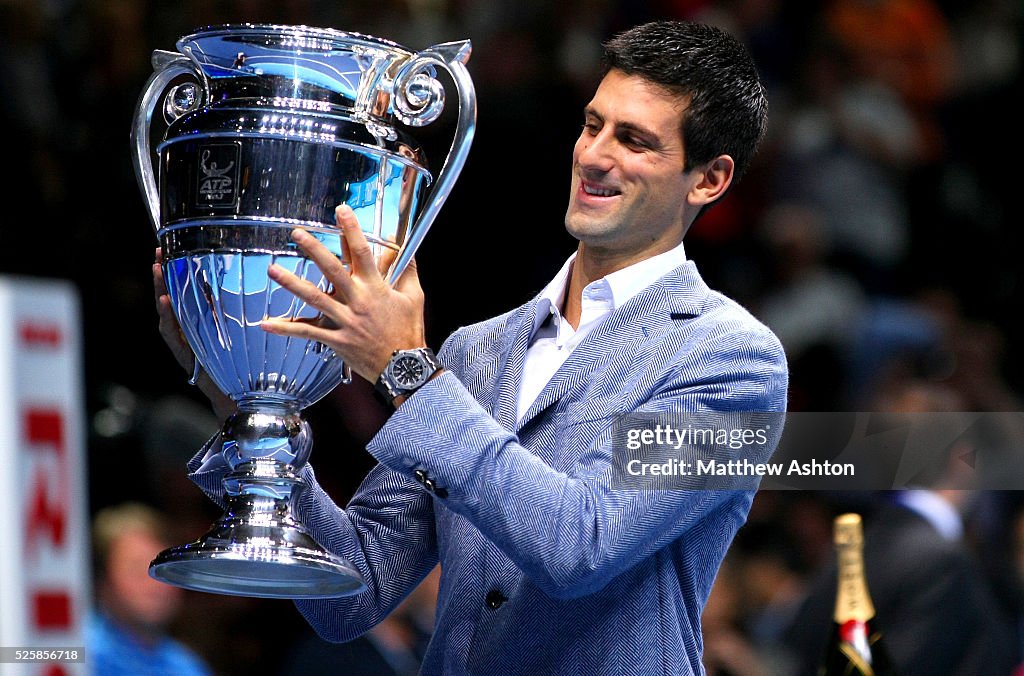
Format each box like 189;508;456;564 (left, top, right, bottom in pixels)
149;515;366;599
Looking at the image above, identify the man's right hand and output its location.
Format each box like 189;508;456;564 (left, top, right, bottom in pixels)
153;248;236;421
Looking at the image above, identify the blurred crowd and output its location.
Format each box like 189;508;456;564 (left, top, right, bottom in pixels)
1;0;1022;674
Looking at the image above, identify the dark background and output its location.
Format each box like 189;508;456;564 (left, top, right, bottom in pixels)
1;0;1021;674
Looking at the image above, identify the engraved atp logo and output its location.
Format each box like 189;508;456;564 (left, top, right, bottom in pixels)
197;144;240;208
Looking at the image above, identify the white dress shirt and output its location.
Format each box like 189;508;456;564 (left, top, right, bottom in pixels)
517;242;687;421
894;489;964;541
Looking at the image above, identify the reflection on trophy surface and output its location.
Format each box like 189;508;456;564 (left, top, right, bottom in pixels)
131;24;476;598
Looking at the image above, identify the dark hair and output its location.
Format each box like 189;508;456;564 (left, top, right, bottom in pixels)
602;21;768;181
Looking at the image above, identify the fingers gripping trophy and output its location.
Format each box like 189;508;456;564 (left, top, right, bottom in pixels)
131;25;476;598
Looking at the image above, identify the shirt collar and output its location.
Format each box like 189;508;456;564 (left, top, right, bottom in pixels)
894;489;964;541
531;241;687;336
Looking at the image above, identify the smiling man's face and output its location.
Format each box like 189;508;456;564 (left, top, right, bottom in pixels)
565;69;704;263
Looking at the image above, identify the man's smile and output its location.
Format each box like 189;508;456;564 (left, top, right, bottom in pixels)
581;181;621;197
577;179;622;205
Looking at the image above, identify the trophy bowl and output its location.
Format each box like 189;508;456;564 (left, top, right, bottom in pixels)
131;24;475;598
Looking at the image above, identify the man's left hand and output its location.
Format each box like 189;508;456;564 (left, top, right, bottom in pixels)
261;204;427;383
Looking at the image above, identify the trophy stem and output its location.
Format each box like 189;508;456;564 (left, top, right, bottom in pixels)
149;407;367;598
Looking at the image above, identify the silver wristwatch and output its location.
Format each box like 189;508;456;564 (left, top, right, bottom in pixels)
374;347;441;405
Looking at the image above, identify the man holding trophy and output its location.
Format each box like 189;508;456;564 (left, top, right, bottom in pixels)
149;20;787;674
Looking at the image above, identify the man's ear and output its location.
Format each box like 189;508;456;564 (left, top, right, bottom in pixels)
686;155;735;207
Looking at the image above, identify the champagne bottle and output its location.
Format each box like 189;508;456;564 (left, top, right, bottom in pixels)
818;513;896;676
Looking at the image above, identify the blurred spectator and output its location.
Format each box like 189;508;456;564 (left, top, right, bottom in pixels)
914;287;1024;413
844;294;943;408
823;0;956;162
782;381;1018;675
848;285;1023;413
754;200;868;410
87;502;213;676
774;38;924;286
784;489;1017;675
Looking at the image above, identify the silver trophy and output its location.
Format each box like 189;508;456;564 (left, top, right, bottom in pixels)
131;24;475;598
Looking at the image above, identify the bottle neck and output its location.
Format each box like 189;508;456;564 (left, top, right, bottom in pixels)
833;542;876;623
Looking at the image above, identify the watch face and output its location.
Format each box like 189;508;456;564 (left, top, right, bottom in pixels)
392;354;426;387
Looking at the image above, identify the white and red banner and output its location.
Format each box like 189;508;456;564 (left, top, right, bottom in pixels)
0;277;89;676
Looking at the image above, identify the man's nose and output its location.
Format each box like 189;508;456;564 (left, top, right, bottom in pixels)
577;130;615;172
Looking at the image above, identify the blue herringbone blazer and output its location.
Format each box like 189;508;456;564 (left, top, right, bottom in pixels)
190;259;788;675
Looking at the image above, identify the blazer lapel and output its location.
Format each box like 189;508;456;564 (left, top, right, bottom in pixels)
490;297;542;430
515;261;711;431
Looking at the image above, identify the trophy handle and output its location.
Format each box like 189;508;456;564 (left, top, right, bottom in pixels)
385;41;477;285
130;49;208;233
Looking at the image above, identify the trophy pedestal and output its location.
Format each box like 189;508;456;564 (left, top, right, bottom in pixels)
149;494;366;598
